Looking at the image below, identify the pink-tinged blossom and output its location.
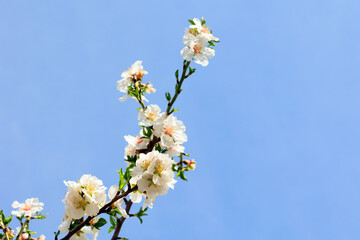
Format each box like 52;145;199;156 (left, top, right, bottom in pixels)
180;17;219;66
11;198;44;217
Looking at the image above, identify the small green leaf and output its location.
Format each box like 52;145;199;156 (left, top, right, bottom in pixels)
93;218;107;229
155;144;162;152
54;231;60;237
28;231;37;235
110;215;116;227
189;67;196;74
117;168;126;190
108;226;115;233
124;167;131;181
135;207;149;224
0;210;4;221
35;213;47;219
178;171;188;181
201;17;206;26
165;92;171;101
188;19;195;25
136;215;143;224
4;215;12;226
175;69;179;79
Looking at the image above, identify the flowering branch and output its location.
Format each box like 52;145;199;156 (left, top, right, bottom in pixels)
59;186;137;240
1;17;219;240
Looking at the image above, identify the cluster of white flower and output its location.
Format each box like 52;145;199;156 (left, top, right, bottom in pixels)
116;61;155;102
153;114;187;157
62;175;107;220
11;198;44;218
59;174;133;240
59;174;115;240
181;17;219;66
4;198;46;240
129;151;176;208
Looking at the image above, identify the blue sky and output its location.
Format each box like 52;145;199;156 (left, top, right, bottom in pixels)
1;0;360;239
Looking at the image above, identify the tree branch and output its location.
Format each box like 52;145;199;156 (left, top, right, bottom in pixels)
166;61;191;115
111;200;133;240
59;186;137;240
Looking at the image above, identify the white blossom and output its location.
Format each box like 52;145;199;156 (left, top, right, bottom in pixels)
62;175;107;219
129;191;143;203
181;33;215;66
116;61;149;101
138;104;163;127
153;115;187;151
131;151;177;207
180;17;218;66
129;151;157;186
124;131;149;158
11;198;44;217
189;17;219;42
165;144;185;157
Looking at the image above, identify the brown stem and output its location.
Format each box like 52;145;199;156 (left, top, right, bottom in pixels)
138;136;160;154
111;201;133;240
59;186;137;240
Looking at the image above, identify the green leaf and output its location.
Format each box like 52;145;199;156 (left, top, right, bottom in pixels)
189;67;196;74
201;17;206;26
135;207;148;224
4;215;12;226
136;215;143;224
110;215;116;227
35;213;47;219
28;231;37;235
54;231;60;238
143;127;152;138
165;92;171;101
126;155;137;164
155;144;162;152
175;69;179;79
117;168;126;190
124;167;131;182
93;218;107;229
188;19;195;25
0;210;4;221
108;226;115;233
177;171;188;181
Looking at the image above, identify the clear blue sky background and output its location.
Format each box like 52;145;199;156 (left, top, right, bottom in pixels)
1;0;360;239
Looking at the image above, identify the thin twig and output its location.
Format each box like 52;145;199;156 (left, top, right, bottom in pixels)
111;201;133;240
59;186;137;240
166;61;191;115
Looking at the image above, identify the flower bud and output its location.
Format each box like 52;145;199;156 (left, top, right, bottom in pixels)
184;159;196;170
6;229;14;238
38;235;46;240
